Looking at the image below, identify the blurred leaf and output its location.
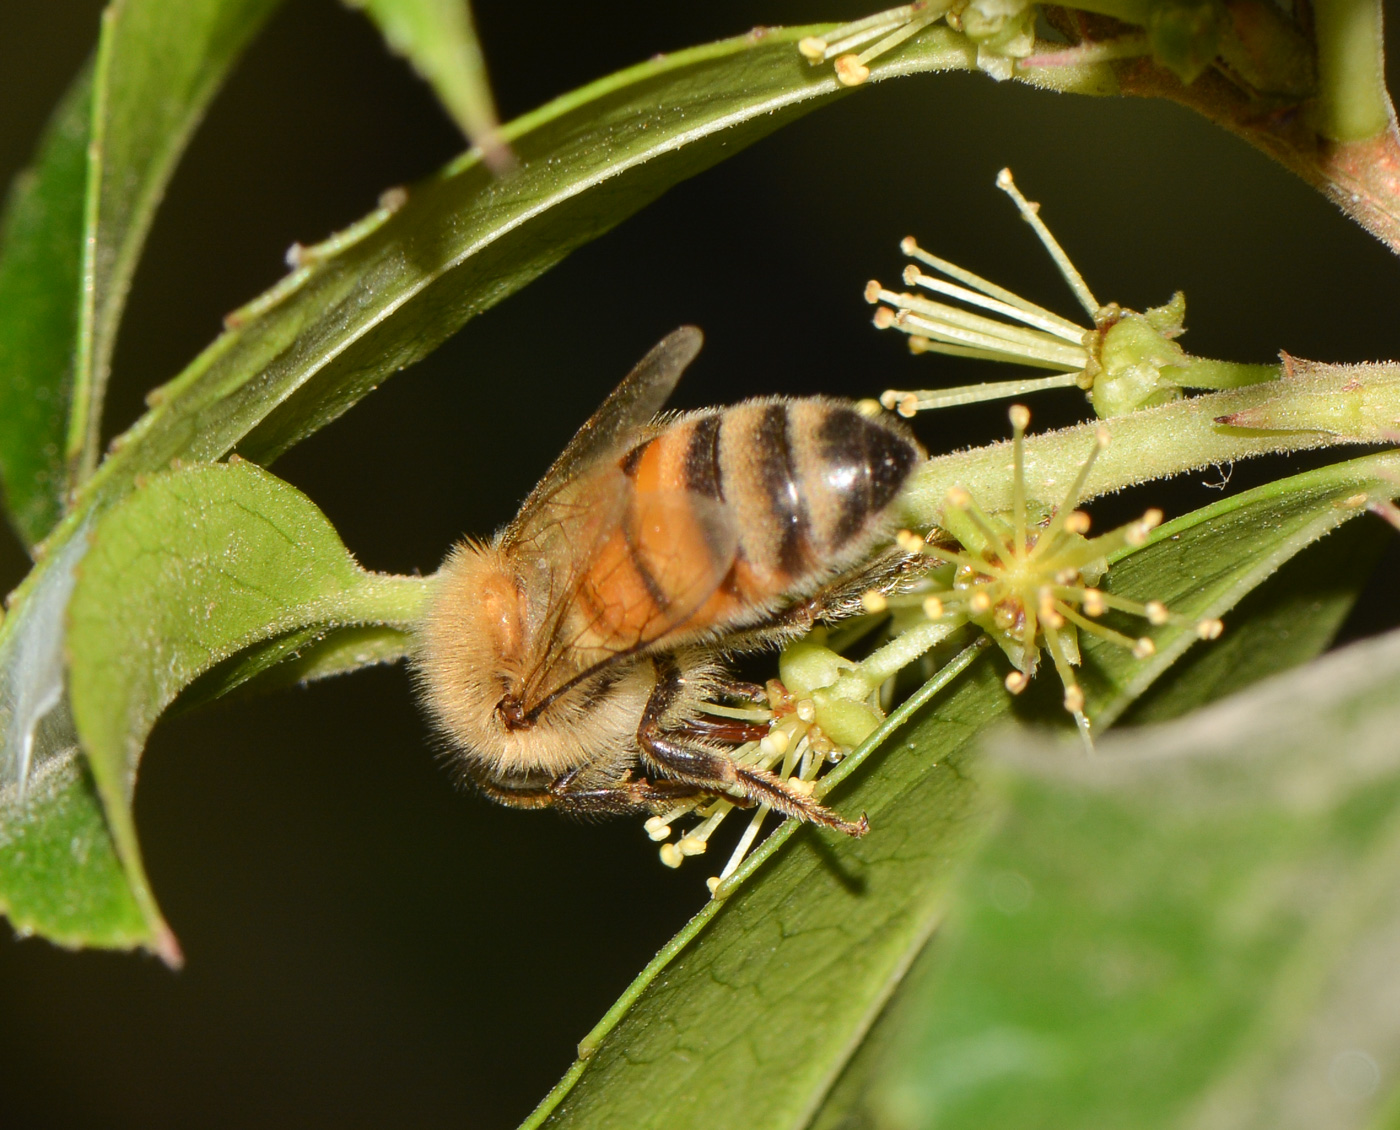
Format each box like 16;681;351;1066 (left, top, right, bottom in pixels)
350;0;511;170
523;451;1400;1130
0;0;284;547
864;625;1400;1130
62;461;426;957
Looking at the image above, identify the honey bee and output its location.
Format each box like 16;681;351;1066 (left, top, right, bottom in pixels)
416;327;922;835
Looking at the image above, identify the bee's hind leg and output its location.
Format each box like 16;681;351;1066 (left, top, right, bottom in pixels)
638;660;868;838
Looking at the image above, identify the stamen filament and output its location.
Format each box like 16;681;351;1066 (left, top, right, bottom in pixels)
1056;601;1143;651
905;338;1080;371
903;267;1087;342
919;542;1000;574
893;294;1089;362
1011;405;1029;559
718;804;771;882
698;702;772;722
881;373;1083;414
1028;427;1109;560
825;21;907;58
996;168;1101;318
799;7;920;60
901;237;1072;327
949;488;1015;558
851;10;942;65
895;307;1089;368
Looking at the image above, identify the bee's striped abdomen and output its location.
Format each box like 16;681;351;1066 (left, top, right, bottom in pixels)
614;399;919;635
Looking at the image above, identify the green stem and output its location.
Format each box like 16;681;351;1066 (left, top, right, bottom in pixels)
1173;357;1280;390
900;360;1400;525
847;618;962;696
1314;0;1392;142
335;571;433;628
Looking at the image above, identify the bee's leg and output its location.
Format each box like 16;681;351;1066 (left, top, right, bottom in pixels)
722;548;920;652
464;761;713;819
677;714;772;744
638;660;868;838
710;677;767;703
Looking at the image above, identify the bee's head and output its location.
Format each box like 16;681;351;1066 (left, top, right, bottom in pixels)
413;539;654;781
415;540;528;746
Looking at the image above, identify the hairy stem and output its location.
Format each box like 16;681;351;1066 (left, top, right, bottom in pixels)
1314;0;1392;141
334;572;432;628
900;359;1400;525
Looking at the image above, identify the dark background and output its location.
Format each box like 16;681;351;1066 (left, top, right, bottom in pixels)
1;2;1398;1126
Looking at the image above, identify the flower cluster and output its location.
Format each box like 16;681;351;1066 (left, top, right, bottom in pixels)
904;405;1222;745
868;169;1276;418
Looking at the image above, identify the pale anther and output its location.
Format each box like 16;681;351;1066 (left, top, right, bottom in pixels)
835;55;871;85
760;729;790;756
862;590;889;613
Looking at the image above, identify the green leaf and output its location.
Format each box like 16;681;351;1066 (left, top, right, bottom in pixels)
61;461;427;956
0;0;284;547
76;24;1002;517
1081;451;1400;727
522;451;1400;1130
0;732;146;951
863;625;1400;1130
349;0;511;169
1121;516;1387;724
527;641;1009;1130
175;622;415;711
0;68;92;546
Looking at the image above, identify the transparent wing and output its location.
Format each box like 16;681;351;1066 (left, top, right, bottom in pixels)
503;326;703;545
518;479;740;710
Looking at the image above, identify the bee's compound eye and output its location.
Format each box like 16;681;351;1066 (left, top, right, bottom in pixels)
497;696;529;730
